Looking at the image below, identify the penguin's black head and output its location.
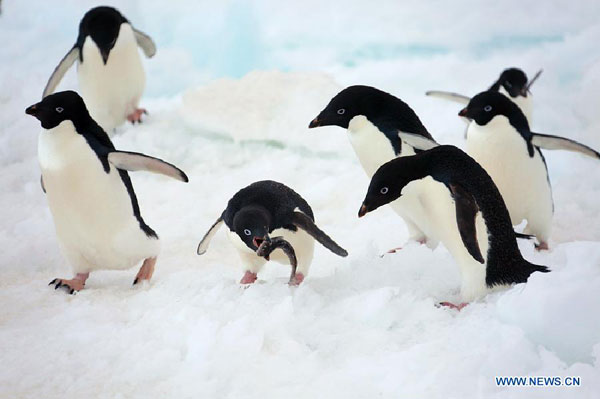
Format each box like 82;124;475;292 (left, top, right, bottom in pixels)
490;68;528;98
79;6;128;64
26;91;91;129
359;158;408;218
458;91;522;126
309;85;394;129
233;205;273;251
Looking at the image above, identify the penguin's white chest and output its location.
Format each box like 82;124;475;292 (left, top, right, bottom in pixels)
38;121;159;273
498;86;533;122
78;23;145;132
466;117;552;225
347;116;405;177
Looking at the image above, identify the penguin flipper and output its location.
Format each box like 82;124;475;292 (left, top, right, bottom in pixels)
531;133;600;160
525;69;543;92
42;46;79;98
107;151;189;182
448;183;485;264
425;90;470;105
398;131;439;151
291;212;348;257
197;217;224;255
133;28;157;58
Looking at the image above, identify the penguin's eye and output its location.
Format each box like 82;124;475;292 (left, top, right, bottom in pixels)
55;107;64;113
380;187;389;195
243;229;252;236
484;105;492;112
337;108;346;115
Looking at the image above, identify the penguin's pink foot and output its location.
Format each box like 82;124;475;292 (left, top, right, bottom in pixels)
240;271;257;285
535;241;549;251
289;272;304;286
127;108;147;124
416;237;427;245
439;302;468;311
49;272;89;294
133;257;156;285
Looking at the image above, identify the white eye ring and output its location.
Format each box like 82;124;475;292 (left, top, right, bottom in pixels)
55;107;64;113
484;105;492;112
380;187;389;194
505;81;512;88
337;108;345;115
243;229;251;236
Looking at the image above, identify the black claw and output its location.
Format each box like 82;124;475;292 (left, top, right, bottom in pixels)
133;278;138;285
69;289;75;295
143;110;148;115
49;278;57;285
55;282;62;290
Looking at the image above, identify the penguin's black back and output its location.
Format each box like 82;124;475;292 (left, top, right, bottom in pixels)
413;146;548;285
222;180;314;232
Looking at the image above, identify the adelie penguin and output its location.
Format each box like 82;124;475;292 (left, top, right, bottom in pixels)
359;145;549;309
309;85;441;250
197;180;348;285
26;91;188;293
458;91;600;250
426;67;542;123
42;6;156;132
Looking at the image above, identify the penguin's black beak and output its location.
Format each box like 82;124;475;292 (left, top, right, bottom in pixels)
358;204;369;218
520;87;529;97
458;107;468;117
308;117;321;128
25;103;39;116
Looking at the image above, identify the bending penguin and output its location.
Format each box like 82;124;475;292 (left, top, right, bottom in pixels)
42;6;156;132
359;145;549;309
458;91;600;250
426;67;542;123
26;91;188;293
197;180;348;285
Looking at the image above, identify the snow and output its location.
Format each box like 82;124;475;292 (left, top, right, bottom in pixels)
1;0;600;398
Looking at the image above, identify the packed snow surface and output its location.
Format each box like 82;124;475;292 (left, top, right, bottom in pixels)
1;1;599;398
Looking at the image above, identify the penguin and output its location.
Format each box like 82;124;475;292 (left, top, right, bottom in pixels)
196;180;348;285
457;91;600;250
26;91;188;293
309;85;442;250
42;6;156;132
359;144;549;308
426;67;542;123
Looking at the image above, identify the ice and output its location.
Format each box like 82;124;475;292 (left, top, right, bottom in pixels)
1;1;599;398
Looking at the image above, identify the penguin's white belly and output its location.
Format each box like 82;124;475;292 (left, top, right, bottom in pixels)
466;119;552;226
38;121;159;273
78;23;145;132
348;116;426;234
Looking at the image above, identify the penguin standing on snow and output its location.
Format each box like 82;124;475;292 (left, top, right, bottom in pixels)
26;91;188;293
426;67;542;123
359;145;549;309
42;6;156;132
458;91;600;250
197;180;348;285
